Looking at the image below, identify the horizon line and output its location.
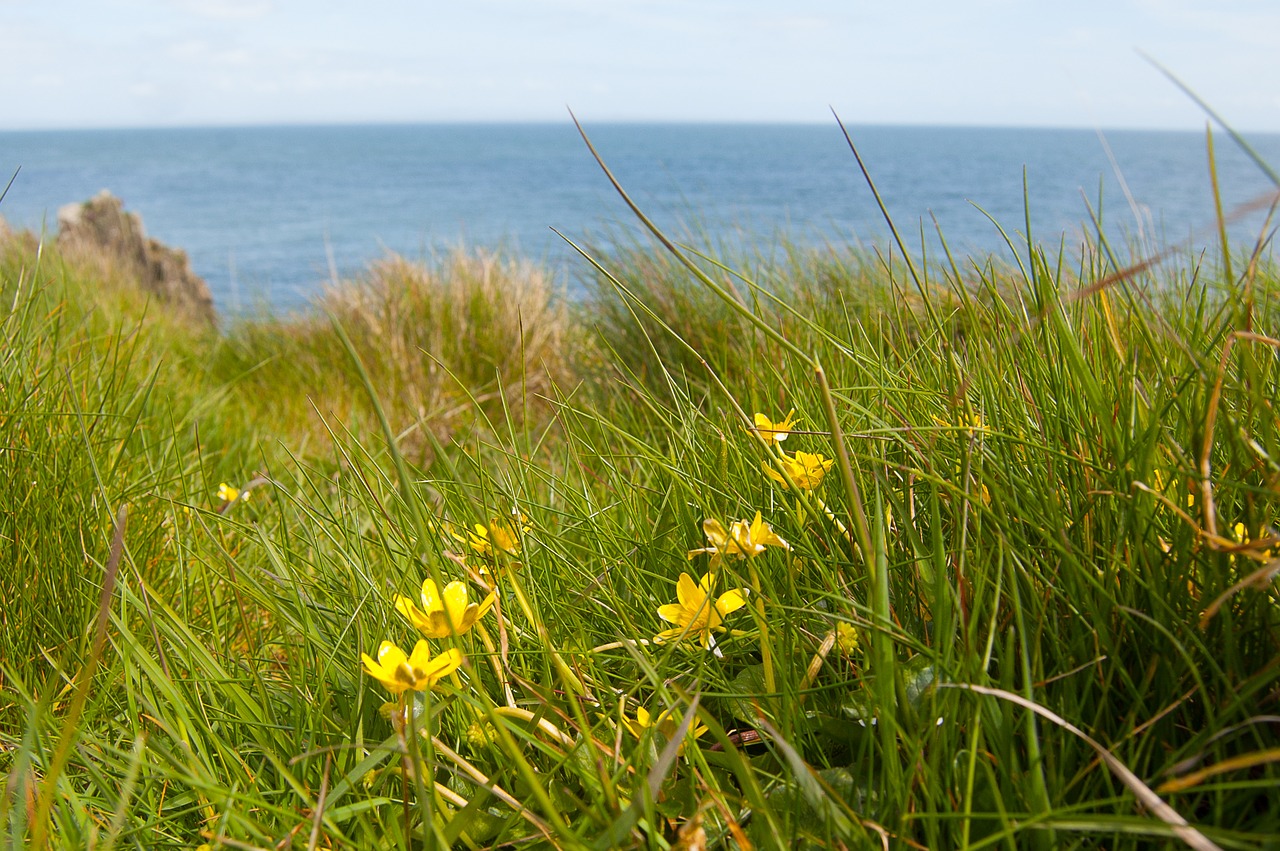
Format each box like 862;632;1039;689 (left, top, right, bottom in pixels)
2;117;1278;136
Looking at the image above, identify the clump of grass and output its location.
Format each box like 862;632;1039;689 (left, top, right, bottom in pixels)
577;228;962;418
0;231;250;737
579;237;751;393
213;249;572;461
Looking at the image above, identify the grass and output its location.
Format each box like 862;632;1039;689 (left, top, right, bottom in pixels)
1;126;1278;849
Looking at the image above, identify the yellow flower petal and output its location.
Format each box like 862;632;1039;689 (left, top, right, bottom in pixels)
747;511;788;551
676;573;700;607
715;588;749;617
421;578;445;612
702;518;731;552
765;451;833;490
361;641;413;694
394;595;430;633
411;644;464;689
369;640;406;671
753;409;796;443
654;625;690;643
442;580;473;631
657;602;689;625
464;513;526;559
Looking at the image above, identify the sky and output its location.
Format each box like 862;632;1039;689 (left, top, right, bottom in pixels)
1;0;1277;132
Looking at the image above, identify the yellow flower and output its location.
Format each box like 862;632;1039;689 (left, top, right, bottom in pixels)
361;639;462;695
396;578;495;638
622;705;708;754
753;409;796;444
952;463;991;507
465;721;499;749
836;622;860;657
688;512;788;565
1152;468;1195;508
1234;522;1275;559
763;450;834;490
655;572;749;650
217;482;249;502
933;411;986;437
462;512;528;559
732;511;789;556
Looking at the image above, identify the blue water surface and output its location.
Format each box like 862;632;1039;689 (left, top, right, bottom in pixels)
0;122;1276;314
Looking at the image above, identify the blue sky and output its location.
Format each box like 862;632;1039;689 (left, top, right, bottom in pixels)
2;0;1277;131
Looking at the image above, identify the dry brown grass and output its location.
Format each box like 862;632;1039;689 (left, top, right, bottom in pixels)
217;249;574;460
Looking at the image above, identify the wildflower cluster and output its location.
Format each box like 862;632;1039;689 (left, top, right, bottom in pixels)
359;513;515;701
635;410;830;759
655;408;840;653
354;409;837;771
655;508;791;651
754;409;835;491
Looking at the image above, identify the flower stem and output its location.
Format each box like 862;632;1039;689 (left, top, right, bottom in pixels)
475;620;516;707
398;693;412;846
747;561;777;701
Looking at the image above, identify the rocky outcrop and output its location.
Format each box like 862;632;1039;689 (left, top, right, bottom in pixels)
56;191;216;327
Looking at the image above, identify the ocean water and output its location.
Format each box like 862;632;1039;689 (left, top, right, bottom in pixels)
0;122;1277;315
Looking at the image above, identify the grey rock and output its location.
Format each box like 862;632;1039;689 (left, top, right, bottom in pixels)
56;190;216;327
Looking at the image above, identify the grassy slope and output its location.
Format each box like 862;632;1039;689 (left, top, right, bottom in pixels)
1;191;1278;849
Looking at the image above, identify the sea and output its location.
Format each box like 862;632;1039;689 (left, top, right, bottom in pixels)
1;122;1277;316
